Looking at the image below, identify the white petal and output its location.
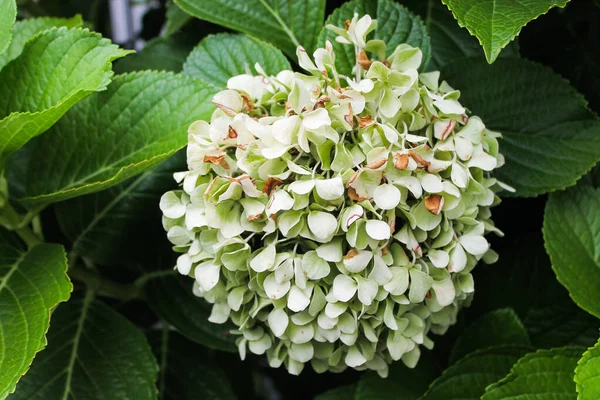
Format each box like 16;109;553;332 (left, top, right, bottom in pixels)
341;204;364;231
302;251;331;280
268;308;289;337
365;220;391;240
467;150;498;171
455;136;473;161
160;192;186;219
315;177;345;200
212;89;243;115
449;243;467;273
332;275;358;302
345;346;367;367
368;255;393;285
289;342;314;363
208;303;230;324
308;211;338;240
343;249;373;273
267;190;295;215
289;179;315;195
302;108;331;130
194;261;220;291
250;244;276;272
451;163;468;189
373;184;401;210
176;254;192;275
395;176;423;198
428;249;450;269
356;277;378;306
316;240;343;262
272;115;300;145
288;285;311;312
433;99;465;115
432;278;456;307
459;235;489;256
419;174;444;193
263;273;291;300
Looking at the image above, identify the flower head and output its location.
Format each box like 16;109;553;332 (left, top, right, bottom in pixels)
160;14;509;378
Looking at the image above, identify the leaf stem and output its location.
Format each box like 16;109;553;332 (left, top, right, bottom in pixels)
0;201;43;247
69;266;141;302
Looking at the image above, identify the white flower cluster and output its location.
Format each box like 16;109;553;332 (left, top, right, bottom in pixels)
160;14;509;377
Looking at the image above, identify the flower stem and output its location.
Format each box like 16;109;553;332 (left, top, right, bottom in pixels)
69;265;141;302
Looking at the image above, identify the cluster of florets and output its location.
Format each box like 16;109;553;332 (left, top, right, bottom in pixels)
160;14;509;377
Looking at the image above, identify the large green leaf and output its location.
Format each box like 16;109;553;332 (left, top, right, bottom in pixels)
421;346;531;400
0;27;131;165
144;274;237;353
355;351;440;400
165;0;192;35
173;0;325;57
114;33;198;74
149;329;237;399
314;385;357;400
0;15;83;69
55;152;185;266
442;0;569;63
0;244;71;399
12;293;158;399
10;71;217;207
0;0;16;55
183;33;291;88
576;338;600;399
544;175;600;319
318;0;431;76
441;57;600;197
482;347;584;399
450;308;530;363
403;0;519;69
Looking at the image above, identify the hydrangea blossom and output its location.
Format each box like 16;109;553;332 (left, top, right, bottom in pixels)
160;14;510;377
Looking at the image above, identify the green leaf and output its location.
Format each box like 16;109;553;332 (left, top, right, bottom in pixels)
450;308;530;363
0;27;131;165
442;0;569;63
421;346;531;400
149;329;237;399
355;351;440;400
54;152;185;266
114;32;198;74
12;293;158;399
544;176;600;319
0;0;16;55
318;0;431;76
402;0;519;69
173;0;325;57
576;338;600;399
0;243;71;398
0;15;83;69
10;71;217;208
165;0;192;35
482;347;584;400
314;385;357;400
183;33;291;88
441;57;600;197
144;273;237;353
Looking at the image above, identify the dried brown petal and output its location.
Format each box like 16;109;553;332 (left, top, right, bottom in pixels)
424;195;444;215
247;213;262;222
347;170;360;187
348;187;366;201
358;115;374;128
344;103;354;128
228;125;238;139
358;50;372;70
344;248;359;261
262;177;283;196
204;153;226;165
364;158;387;169
394;153;409;170
241;93;254;113
409;150;431;168
344;20;351;30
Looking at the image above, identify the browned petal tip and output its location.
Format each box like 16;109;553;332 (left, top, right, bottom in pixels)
347;170;360;187
247;213;262;222
424;194;444;215
383;60;391;68
365;158;387;169
358;115;374;129
409;150;431;168
262;177;283;196
344;103;354;128
241;93;254;113
439;119;456;141
394;153;409;170
227;174;251;183
344;248;359;261
381;246;388;256
344;20;351;30
204;152;228;169
358;50;372;70
228;125;238;139
348;187;366;202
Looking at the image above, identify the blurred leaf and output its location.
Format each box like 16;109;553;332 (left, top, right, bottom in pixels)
482;347;584;399
149;329;237;399
421;346;531;400
0;243;71;398
13;293;158;399
183;33;291;88
55;152;185;266
318;0;431;76
114;32;198;74
0;0;16;55
314;384;356;400
173;0;325;57
450;308;530;363
0;15;83;69
0;27;130;165
9;71;217;207
165;0;192;35
442;0;568;63
355;351;440;400
576;338;600;399
403;0;519;69
544;172;600;319
144;273;237;353
442;57;600;197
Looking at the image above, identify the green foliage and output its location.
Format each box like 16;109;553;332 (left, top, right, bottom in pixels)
0;0;16;55
10;71;217;207
318;0;431;75
12;293;158;399
0;244;71;398
183;33;291;88
0;27;131;165
442;0;568;63
576;339;600;399
165;0;192;36
173;0;326;57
